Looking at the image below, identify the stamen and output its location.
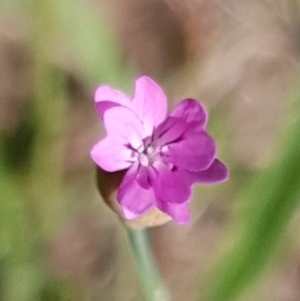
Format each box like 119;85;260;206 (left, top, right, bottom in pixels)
147;146;155;155
160;145;169;154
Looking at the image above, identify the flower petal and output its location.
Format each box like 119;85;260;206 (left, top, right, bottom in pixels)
90;136;132;172
154;117;187;145
189;159;229;184
153;162;191;204
103;106;146;149
168;127;216;171
136;165;154;189
118;164;156;217
171;99;208;129
133;76;167;135
122;207;141;220
157;201;190;225
95;85;132;119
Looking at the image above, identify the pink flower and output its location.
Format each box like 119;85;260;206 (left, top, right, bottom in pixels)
91;76;228;224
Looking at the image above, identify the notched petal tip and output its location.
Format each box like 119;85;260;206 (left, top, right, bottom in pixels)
171;98;208;129
133;75;168;131
94;85;132;119
94;85;130;104
189;159;229;184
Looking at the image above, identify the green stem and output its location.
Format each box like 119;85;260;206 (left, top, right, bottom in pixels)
128;229;170;301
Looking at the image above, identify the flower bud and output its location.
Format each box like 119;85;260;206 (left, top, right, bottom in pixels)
96;167;172;230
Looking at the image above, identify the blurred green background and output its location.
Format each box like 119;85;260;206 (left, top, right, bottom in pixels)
1;0;300;300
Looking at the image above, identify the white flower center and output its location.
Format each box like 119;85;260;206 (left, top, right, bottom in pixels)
131;140;168;167
138;153;150;166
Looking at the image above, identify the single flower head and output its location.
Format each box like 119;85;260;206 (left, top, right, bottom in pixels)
91;76;228;225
